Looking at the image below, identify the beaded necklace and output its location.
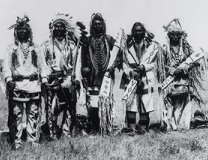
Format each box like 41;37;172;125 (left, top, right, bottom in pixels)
89;36;110;72
20;42;30;64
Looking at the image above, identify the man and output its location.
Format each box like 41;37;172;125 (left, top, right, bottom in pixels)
81;13;115;134
41;13;82;139
162;19;204;130
119;22;162;134
4;15;49;149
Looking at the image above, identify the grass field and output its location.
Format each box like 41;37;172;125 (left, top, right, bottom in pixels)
1;127;208;160
1;69;208;160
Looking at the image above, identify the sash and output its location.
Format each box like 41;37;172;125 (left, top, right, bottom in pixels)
128;46;139;64
122;79;137;101
141;43;158;64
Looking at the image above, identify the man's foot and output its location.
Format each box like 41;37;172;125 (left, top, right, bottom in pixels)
145;126;149;132
48;135;58;141
31;141;40;147
89;130;99;138
62;132;72;139
12;142;23;150
135;126;146;135
171;119;178;131
121;127;134;134
81;130;88;136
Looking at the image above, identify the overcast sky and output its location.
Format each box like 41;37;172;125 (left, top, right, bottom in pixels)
0;0;208;59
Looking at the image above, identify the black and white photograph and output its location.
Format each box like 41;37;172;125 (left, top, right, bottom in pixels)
0;0;208;159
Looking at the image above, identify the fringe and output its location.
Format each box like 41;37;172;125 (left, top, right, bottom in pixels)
98;80;114;136
98;96;113;135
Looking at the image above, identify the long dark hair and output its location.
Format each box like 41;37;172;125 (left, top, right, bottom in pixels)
127;22;154;45
131;22;146;35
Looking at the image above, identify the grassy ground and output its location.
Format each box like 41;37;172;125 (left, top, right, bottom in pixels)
1;129;208;160
1;69;208;160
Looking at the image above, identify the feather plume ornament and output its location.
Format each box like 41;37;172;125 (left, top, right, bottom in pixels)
163;18;181;32
8;15;33;46
76;21;88;46
8;15;30;30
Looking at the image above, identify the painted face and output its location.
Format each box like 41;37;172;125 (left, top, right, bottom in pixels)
53;22;66;39
168;31;182;45
92;19;104;35
133;25;145;42
16;24;30;42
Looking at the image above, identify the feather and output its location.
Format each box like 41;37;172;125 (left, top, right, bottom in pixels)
8;24;17;30
76;21;88;46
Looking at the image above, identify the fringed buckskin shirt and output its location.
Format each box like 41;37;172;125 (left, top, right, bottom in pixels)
4;43;50;93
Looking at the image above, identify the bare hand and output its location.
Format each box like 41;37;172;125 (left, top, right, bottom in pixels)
7;80;15;91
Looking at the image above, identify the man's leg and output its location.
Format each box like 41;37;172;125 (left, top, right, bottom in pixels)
173;95;189;130
138;113;150;131
86;93;100;134
126;111;136;129
88;107;99;133
62;108;70;137
68;101;77;137
61;89;77;137
178;100;192;130
8;101;24;149
166;102;174;130
26;100;40;144
48;93;59;139
61;103;77;137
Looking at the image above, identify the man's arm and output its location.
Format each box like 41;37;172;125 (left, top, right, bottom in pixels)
106;35;116;51
81;40;91;79
38;43;51;83
3;45;16;98
3;45;13;83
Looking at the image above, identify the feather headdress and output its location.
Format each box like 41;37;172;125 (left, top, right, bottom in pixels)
8;15;30;30
163;18;187;37
49;13;82;42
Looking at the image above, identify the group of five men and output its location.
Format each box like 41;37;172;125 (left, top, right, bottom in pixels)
3;13;203;149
